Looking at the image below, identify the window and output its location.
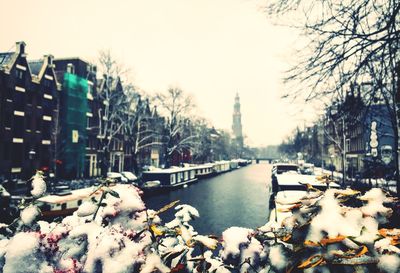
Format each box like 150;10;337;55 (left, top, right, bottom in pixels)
4;114;12;128
345;139;350;152
3;143;10;160
36;116;42;132
44;79;51;88
170;174;176;184
16;69;24;80
43;100;52;116
13;116;24;138
14;92;25;111
26;91;33;105
42;124;51;139
11;143;23;165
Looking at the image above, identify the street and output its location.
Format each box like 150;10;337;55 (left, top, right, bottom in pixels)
144;162;272;235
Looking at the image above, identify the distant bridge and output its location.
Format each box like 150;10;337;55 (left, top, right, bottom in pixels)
244;158;279;163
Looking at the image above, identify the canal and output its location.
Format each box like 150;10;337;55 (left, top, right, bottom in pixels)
143;162;272;235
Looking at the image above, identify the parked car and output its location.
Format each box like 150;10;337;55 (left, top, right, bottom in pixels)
271;163;300;177
300;163;315;175
107;172;128;183
120;171;138;186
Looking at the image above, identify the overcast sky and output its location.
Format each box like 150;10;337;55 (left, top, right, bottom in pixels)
0;0;319;147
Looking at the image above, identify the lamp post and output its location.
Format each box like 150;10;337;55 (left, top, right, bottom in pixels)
330;154;335;180
28;149;36;175
27;149;36;196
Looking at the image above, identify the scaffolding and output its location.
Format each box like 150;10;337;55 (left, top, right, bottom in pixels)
59;72;88;178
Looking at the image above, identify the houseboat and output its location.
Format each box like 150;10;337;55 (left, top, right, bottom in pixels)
141;166;198;189
193;163;214;178
37;187;102;218
229;160;239;170
213;161;231;174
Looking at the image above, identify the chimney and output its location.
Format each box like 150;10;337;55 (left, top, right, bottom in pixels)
16;41;26;54
67;63;75;74
44;54;54;67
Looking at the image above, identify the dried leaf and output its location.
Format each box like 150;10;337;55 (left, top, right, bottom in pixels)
155;200;180;215
108;190;120;198
320;235;346;246
304;240;320;247
150;224;164;236
298;254;324;269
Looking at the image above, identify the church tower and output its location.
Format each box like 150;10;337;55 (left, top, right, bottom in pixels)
232;93;243;154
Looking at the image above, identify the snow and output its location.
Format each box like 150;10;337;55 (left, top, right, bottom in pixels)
220;227;253;260
20;205;40;225
193;235;218;249
140;254;169;273
375;238;400;254
1;182;399;273
3;232;41;273
268;244;286;271
377;254;400;273
360;188;392;219
174;204;199;222
30;171;47;198
76;201;97;217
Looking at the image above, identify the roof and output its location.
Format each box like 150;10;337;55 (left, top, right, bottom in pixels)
143;166;197;174
37;187;100;204
28;60;44;76
273;163;299;167
276;173;340;189
0;52;14;65
0;52;17;72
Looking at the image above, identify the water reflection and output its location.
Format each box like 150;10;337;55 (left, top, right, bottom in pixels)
144;162;272;235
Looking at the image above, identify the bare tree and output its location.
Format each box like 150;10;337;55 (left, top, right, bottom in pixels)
154;87;196;167
267;0;400;192
96;50;130;175
124;92;164;173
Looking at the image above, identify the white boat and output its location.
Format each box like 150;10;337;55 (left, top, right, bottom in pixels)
141;166;198;188
37;187;103;218
192;163;214;178
213;160;231;174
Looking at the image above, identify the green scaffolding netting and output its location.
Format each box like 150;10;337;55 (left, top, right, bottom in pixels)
59;72;88;178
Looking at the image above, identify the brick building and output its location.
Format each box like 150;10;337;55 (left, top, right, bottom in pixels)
0;42;59;190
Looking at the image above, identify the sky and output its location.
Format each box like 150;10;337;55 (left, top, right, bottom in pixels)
0;0;319;147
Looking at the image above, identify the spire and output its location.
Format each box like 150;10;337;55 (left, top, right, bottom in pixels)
232;92;244;156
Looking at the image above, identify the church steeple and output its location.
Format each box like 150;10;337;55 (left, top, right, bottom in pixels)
232;93;243;154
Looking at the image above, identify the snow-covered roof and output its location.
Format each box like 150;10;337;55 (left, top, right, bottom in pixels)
273;163;298;167
142;166;197;174
191;163;214;169
276;173;340;188
37;187;101;204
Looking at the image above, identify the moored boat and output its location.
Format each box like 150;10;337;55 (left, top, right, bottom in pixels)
212;160;231;174
192;163;214;178
141;166;198;189
37;187;102;219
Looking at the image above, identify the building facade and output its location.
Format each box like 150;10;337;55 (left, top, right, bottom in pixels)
0;42;59;190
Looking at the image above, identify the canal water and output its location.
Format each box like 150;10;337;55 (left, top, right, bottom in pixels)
143;162;272;235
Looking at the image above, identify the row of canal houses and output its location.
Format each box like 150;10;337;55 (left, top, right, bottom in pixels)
0;42;166;190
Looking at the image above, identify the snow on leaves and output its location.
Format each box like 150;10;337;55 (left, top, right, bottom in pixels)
0;181;399;273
